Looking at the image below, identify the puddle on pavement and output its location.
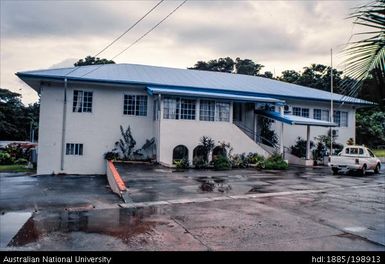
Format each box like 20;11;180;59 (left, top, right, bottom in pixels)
5;207;164;247
0;212;32;248
248;185;269;193
195;176;232;193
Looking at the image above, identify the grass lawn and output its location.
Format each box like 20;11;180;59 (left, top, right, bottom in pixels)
0;164;36;173
373;149;385;157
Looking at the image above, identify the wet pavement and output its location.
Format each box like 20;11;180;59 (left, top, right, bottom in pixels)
0;173;121;212
0;164;384;251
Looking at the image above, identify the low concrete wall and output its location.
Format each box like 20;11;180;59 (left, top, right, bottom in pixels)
106;160;127;198
285;152;314;166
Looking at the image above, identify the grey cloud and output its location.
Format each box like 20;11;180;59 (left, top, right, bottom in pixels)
0;1;159;39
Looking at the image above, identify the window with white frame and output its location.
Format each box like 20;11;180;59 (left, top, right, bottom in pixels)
66;143;83;155
180;99;196;120
215;102;230;122
163;97;178;119
123;95;147;116
73;90;93;112
293;107;309;117
200;100;215;121
163;97;196;120
200;100;230;122
333;111;348;127
313;109;330;121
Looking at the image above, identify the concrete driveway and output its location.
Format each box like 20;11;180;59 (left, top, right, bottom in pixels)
1;164;384;251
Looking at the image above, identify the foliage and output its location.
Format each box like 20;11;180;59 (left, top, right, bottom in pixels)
15;158;28;165
74;56;115;66
264;153;288;170
373;149;385;157
312;142;327;162
290;137;314;158
115;125;136;160
200;136;215;162
356;108;385;148
0;164;35;173
217;141;233;158
213;155;231;171
230;153;249;168
314;130;341;154
341;0;385;102
193;156;209;169
104;151;119;161
0;88;39;141
346;138;355;145
174;158;189;170
246;152;266;169
133;137;156;159
189;57;235;73
235;57;264;76
0;152;14;165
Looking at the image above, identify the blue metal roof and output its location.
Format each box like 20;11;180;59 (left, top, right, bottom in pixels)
255;110;338;127
16;63;372;105
147;86;284;104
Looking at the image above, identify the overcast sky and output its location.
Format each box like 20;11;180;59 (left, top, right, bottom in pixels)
0;0;368;104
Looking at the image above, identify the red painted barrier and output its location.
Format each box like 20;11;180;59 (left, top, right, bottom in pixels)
107;160;126;192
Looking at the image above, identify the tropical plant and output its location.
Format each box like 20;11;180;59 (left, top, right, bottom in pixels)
230;153;249;168
213;155;232;170
174;158;189;170
200;136;215;162
104;151;119;161
264;153;288;170
290;137;314;158
115;125;136;160
341;0;385;100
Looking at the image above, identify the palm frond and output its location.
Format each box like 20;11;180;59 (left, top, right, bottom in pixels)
340;0;385;98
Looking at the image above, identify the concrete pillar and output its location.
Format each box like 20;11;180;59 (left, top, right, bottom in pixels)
279;106;284;155
306;125;311;160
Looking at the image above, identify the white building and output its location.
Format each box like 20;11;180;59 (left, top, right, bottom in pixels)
16;63;372;175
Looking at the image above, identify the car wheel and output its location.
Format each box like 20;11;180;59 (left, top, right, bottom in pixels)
332;168;339;175
374;163;380;174
360;165;367;176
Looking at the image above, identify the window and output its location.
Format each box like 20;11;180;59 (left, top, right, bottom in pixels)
200;100;230;122
163;97;196;120
73;90;93;112
180;99;196;120
163;98;178;119
124;95;147;116
368;149;375;157
216;102;230;121
313;109;330;121
200;100;215;121
293;107;309;117
66;143;83;155
333;111;348;127
293;107;301;116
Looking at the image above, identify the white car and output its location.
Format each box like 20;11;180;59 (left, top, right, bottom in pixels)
328;146;381;176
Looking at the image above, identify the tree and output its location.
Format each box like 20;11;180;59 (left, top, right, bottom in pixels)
74;56;115;67
0;88;39;141
116;125;136;160
279;70;301;84
342;0;385;104
235;57;264;76
189;57;235;73
356;108;385;148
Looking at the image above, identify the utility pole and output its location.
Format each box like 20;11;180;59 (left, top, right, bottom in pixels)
330;48;334;156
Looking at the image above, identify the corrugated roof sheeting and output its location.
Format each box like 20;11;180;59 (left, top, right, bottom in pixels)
16;63;372;105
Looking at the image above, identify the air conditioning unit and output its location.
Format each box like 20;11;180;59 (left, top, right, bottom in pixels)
284;105;291;114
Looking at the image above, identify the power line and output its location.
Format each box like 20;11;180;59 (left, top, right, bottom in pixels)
80;0;188;78
64;0;164;77
94;0;164;58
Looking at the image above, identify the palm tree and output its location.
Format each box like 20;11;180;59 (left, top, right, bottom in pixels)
341;0;385;103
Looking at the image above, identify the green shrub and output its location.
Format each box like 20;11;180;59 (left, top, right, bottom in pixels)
0;152;14;165
193;156;209;169
290;137;314;158
231;153;248;168
15;158;28;165
213;155;231;171
174;158;189;170
264;153;288;170
104;151;119;161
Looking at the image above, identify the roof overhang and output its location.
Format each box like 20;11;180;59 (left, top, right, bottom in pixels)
255;110;338;127
146;86;285;104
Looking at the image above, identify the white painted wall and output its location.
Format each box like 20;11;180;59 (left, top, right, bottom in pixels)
158;119;269;165
37;82;357;174
37;83;155;175
271;100;356;151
